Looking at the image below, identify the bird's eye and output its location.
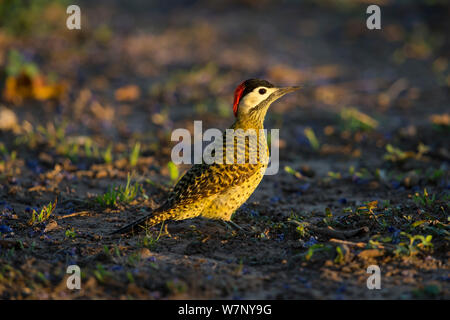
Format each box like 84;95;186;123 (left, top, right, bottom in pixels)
259;88;267;95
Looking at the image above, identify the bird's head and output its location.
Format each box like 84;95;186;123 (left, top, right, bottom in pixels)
232;79;300;123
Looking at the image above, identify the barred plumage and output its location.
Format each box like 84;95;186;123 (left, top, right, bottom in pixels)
112;79;299;235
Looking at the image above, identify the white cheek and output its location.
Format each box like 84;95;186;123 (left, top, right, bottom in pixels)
247;95;261;106
238;88;277;115
240;94;263;111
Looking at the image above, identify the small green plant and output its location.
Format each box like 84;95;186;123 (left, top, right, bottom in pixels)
340;107;378;132
167;161;179;184
6;248;15;259
323;208;333;226
129;142;141;167
0;0;69;36
5;49;39;77
36;122;68;148
384;143;429;163
413;188;436;207
126;271;135;283
0;143;17;162
96;187;121;207
28;199;57;226
334;246;345;264
357;201;378;216
96;173;140;207
127;252;141;267
15;121;95;163
327;171;342;180
284;166;303;179
102;244;121;260
305;244;328;261
166;279;188;295
350;166;373;180
288;214;309;238
142;235;159;251
342;207;353;214
295;222;308;237
65;228;76;239
84;138;93;158
303;127;320;150
114;244;121;258
36;271;49;285
381;199;391;209
383;144;413;162
0;143;7;156
395;232;433;256
141;222;165;250
413;284;441;298
427;168;445;182
410;220;427;229
103;144;113;164
94;264;111;283
103;245;111;257
81;137;101;159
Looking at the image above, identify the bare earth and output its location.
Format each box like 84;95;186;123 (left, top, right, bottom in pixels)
0;0;448;299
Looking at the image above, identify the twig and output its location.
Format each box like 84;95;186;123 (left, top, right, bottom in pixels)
288;220;369;240
57;211;91;220
309;226;369;239
329;238;367;248
329;238;396;250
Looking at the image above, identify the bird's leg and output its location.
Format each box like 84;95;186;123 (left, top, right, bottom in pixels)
220;220;250;234
220;220;233;231
228;220;245;231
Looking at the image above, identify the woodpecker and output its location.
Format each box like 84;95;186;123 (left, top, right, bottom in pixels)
112;79;299;234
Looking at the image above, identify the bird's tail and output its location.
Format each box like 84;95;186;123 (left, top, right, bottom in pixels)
110;210;173;235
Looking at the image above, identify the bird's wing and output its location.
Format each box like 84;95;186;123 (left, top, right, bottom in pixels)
164;127;264;207
111;131;264;235
165;161;260;207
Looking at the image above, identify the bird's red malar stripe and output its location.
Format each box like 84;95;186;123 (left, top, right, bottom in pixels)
233;81;246;117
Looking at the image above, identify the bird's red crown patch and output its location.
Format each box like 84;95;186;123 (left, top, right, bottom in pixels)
233;81;246;117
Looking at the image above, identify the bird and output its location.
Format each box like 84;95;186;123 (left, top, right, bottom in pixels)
112;79;300;235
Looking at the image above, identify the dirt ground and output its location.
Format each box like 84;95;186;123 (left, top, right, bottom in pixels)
0;0;449;299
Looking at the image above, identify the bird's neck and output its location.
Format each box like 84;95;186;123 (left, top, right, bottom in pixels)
228;115;269;166
232;114;265;131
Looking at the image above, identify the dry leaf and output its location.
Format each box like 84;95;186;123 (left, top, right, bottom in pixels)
114;85;140;102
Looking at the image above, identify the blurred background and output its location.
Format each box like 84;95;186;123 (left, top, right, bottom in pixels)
1;0;448;161
0;0;449;299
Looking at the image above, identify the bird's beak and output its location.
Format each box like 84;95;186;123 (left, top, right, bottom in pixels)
273;86;301;100
255;85;301;113
277;86;301;95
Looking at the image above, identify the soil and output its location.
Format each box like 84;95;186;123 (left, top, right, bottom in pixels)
0;0;448;299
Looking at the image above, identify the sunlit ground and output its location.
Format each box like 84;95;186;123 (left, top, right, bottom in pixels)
0;0;448;299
